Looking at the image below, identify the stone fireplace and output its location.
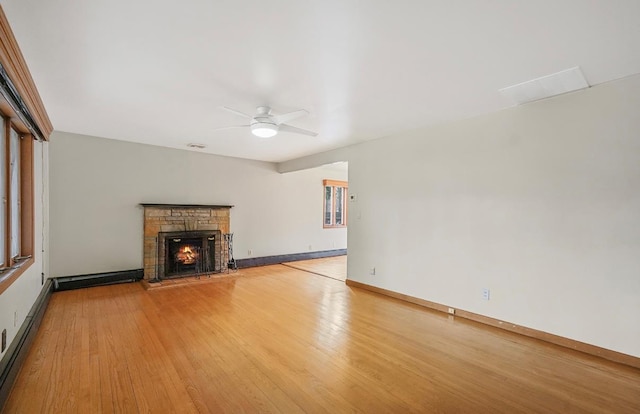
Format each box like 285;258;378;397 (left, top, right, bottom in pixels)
141;204;232;280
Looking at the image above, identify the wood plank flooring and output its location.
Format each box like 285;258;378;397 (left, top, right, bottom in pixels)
3;263;640;413
282;255;347;281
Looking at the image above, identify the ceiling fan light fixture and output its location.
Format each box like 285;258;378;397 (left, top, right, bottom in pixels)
221;105;317;137
251;122;278;138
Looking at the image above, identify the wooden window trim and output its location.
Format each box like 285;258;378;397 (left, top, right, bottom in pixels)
323;180;348;229
20;132;33;257
0;5;46;294
323;179;347;188
0;257;34;295
0;6;52;140
0;119;34;295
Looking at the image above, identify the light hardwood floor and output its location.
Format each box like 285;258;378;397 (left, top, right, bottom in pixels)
3;263;640;413
282;255;347;281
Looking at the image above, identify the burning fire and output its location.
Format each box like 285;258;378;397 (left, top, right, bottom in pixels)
176;245;197;265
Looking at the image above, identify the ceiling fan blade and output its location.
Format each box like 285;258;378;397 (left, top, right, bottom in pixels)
221;106;253;119
274;109;309;125
213;125;250;131
279;123;318;137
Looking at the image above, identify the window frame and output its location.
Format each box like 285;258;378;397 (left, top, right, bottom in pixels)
0;114;34;294
323;179;348;229
0;5;50;294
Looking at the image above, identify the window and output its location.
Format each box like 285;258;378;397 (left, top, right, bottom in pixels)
0;7;50;294
0;118;5;267
10;126;20;259
323;180;348;228
0;115;34;290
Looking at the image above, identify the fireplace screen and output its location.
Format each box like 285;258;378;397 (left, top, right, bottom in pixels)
165;235;216;277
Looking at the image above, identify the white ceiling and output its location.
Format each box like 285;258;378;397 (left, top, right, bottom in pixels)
3;1;640;162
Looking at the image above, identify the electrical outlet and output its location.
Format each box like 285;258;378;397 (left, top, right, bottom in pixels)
369;267;376;276
248;249;252;256
448;307;455;315
482;288;491;300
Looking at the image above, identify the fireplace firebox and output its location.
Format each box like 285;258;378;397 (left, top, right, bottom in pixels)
158;230;222;278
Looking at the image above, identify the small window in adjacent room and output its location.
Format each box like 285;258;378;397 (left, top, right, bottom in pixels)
323;180;348;228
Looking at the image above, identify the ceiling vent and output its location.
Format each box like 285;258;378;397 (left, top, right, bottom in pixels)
499;67;589;105
187;143;207;149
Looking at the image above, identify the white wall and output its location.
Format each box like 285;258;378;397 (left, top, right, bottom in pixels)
346;74;640;358
278;146;350;173
49;133;347;278
0;140;48;360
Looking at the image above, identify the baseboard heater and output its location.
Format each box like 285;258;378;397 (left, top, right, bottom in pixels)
53;269;143;292
236;249;346;269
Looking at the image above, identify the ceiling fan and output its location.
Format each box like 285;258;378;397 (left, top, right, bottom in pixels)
220;106;318;138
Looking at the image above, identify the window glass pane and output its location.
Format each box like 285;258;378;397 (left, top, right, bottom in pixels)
0;120;5;266
335;187;343;225
10;128;20;258
324;186;333;225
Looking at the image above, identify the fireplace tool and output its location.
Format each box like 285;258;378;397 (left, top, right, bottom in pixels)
224;233;238;272
194;245;208;279
149;236;161;283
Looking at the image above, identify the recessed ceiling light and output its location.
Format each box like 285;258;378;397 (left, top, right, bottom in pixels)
187;143;207;149
499;66;589;105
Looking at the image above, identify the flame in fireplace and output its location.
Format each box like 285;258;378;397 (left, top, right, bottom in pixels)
176;245;197;265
